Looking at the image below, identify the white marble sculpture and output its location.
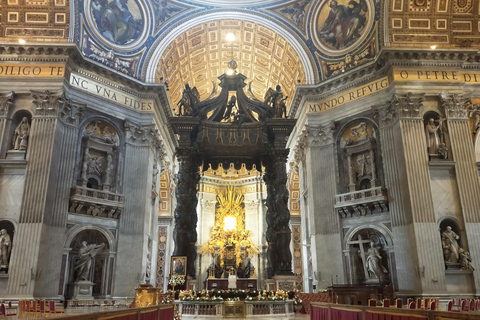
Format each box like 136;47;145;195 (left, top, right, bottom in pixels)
12;117;30;150
365;242;388;281
74;241;105;281
0;229;12;269
425;118;440;155
442;226;460;263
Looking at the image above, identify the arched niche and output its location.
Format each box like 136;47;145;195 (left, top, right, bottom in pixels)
343;225;393;286
64;227;115;299
0;220;15;273
5;110;32;159
423;111;450;160
337;119;381;193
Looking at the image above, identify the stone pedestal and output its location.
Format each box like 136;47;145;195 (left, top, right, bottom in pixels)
272;275;297;291
70;281;94;300
6;150;26;160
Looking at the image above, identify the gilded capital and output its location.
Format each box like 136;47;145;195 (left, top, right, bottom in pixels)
439;92;470;120
304;122;335;147
0;91;14;117
373;102;398;128
391;92;425;119
31;90;64;116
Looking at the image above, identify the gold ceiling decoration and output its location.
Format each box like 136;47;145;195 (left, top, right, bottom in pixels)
389;0;480;48
200;186;259;268
155;19;306;115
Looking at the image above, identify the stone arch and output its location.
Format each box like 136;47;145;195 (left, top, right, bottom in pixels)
438;216;465;262
63;226;116;299
343;224;394;286
7;110;32;156
144;11;316;85
0;219;16;272
423;110;449;160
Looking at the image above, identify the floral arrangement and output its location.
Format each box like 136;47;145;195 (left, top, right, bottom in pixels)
225;297;240;301
293;289;302;305
181;295;224;302
169;275;185;286
161;295;174;304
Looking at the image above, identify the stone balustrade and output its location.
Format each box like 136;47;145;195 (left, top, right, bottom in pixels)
335;187;389;219
69;186;124;219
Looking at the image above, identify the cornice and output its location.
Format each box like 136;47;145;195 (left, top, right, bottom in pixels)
0;43;76;62
290;47;480;119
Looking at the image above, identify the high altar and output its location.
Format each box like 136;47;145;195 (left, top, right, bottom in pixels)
201;187;259;290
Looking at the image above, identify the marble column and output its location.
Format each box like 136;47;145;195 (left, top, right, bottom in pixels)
114;122;157;297
0;92;14;156
442;94;480;293
6;90;64;297
304;122;344;284
172;147;200;278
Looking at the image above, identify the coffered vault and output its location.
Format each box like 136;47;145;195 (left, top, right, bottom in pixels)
154;19;306;115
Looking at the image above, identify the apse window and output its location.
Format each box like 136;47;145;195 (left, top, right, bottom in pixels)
224;216;237;231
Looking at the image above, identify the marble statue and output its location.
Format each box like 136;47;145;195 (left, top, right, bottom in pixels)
244;257;254;278
472;113;480;135
442;226;460;263
438;143;448;160
74;241;105;281
0;229;12;269
425;118;441;155
12;117;30;150
365;242;388;281
459;248;474;271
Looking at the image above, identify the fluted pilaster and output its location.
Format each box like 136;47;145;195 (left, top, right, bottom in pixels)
7;90;63;296
444;98;480;292
0;91;14;155
303;122;344;283
34;99;83;297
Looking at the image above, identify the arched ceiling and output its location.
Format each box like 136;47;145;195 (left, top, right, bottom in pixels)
155;19;306;114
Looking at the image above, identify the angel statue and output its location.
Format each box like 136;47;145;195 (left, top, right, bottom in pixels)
176;84;200;116
264;85;288;118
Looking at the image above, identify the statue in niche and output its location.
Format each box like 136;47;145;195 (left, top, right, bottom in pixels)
264;85;288;118
365;242;388;281
12;117;30;150
471;113;480;135
441;226;460;264
176;84;200;116
74;241;106;281
459;248;474;271
0;229;12;270
223;96;236;121
425;118;443;155
244;257;254;278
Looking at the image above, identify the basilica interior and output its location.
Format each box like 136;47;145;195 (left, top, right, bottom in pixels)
1;0;480;304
